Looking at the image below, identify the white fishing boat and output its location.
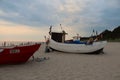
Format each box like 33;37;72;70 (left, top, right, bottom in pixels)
49;39;107;54
47;25;107;54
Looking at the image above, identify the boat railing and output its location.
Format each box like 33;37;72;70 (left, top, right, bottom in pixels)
0;41;40;47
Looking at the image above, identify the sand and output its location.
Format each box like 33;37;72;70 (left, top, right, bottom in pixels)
0;42;120;80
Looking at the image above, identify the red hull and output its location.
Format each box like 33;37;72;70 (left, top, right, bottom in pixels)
0;44;41;64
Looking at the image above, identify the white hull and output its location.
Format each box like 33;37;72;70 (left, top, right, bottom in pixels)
49;39;107;53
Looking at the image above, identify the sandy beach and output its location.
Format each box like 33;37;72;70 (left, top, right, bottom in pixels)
0;42;120;80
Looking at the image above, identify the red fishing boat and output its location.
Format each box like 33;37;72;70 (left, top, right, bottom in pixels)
0;43;41;64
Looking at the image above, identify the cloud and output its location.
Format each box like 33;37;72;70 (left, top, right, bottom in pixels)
0;10;6;16
58;0;82;13
0;0;120;41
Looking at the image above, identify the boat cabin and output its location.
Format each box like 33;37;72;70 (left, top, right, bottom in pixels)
51;31;67;43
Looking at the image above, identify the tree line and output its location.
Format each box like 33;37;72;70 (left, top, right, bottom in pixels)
100;26;120;40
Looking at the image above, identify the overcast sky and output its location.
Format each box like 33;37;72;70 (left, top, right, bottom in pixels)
0;0;120;41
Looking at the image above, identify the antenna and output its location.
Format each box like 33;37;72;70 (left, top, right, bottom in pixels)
49;25;52;35
96;30;98;36
60;24;63;31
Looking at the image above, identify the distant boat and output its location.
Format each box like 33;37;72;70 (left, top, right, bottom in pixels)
49;39;107;54
0;43;40;64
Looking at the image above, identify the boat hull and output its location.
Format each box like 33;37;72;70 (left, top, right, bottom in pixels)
49;39;107;54
0;44;40;64
51;47;104;54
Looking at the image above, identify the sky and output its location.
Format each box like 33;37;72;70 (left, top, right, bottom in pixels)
0;0;120;41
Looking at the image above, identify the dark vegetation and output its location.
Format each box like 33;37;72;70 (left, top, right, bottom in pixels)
81;26;120;42
101;26;120;42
